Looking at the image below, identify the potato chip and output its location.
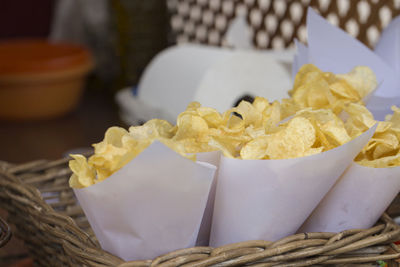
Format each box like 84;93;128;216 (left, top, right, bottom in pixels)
344;103;376;139
291;64;324;93
174;114;209;140
129;119;174;140
266;117;316;159
196;107;223;128
297;109;351;147
329;81;360;101
289;64;377;115
252;96;270;113
103;127;128;147
219;111;245;135
357;154;400;168
240;136;269;160
69;154;96;188
336;66;377;99
261;100;282;133
208;136;238;158
234;100;263;127
354;105;400;168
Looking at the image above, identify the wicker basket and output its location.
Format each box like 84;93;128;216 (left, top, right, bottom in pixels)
1;1;400;266
0;158;400;266
0;216;11;248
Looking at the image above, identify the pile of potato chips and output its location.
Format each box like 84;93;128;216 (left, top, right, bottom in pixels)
289;64;376;114
353;106;400;168
69;64;385;188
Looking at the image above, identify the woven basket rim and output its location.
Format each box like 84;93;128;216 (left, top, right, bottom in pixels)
1;158;400;266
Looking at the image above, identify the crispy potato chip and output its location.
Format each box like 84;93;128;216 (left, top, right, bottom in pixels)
336;66;377;99
220;111;245;135
266;117;316;159
329;81;360;101
252;96;270;113
357;154;400;168
291;64;323;93
196;107;223;128
289;64;377;115
230;100;263;127
129;119;174;140
103;127;128;147
174;114;209;140
354;105;400;168
344;103;376;139
280;98;299;120
240;136;269;160
69;154;96;188
297;109;351;147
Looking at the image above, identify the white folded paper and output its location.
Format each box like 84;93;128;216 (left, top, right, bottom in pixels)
74;141;216;261
193;50;292;113
293;8;400;120
299;162;400;233
195;151;221;246
124;44;294;125
138;45;231;121
209;124;376;247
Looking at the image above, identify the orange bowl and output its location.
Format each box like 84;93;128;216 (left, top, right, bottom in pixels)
0;39;93;120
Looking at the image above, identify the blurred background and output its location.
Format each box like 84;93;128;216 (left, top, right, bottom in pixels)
1;0;400;266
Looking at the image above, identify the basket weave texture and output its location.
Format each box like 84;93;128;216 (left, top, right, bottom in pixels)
0;216;11;248
0;158;400;266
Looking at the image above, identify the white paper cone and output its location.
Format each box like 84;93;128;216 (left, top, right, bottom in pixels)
306;8;396;97
294;8;400;120
74;141;216;261
374;16;400;73
195;151;221;246
299;162;400;233
209;125;376;247
292;39;310;80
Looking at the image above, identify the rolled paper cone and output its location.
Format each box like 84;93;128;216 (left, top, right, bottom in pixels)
195;151;221;246
294;8;400;120
299;162;400;233
74;141;216;261
210;125;376;247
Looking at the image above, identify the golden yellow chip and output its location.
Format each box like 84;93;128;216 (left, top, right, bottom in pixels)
291;64;323;93
344;103;376;139
357;154;400;168
174;114;209;140
329;81;360;101
297;108;350;147
266;117;316;159
240;136;269;160
252;96;270;113
69;154;96;188
196;107;223;128
336;66;377;99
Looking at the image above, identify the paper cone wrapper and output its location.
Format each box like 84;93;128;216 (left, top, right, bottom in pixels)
293;8;400;120
195;151;221;246
209;125;376;247
299;162;400;233
74;141;216;261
